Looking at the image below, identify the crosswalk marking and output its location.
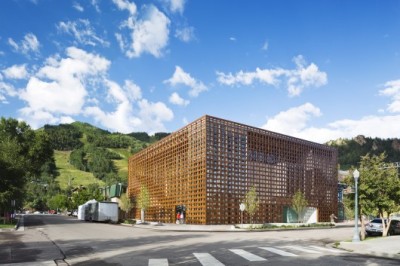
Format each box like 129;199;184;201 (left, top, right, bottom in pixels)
149;244;346;264
149;258;168;266
309;245;343;253
259;247;298;257
193;253;225;266
282;245;322;254
229;249;267;261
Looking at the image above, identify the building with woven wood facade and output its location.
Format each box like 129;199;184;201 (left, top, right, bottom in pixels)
128;115;338;225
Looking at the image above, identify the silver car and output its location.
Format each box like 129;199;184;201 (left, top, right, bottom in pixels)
366;218;400;236
365;218;386;236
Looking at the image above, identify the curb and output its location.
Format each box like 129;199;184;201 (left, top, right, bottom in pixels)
16;215;25;231
132;224;343;233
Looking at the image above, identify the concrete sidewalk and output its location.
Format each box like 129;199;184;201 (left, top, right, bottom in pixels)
339;235;400;259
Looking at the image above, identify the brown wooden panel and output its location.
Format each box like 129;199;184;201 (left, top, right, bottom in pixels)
128;115;338;224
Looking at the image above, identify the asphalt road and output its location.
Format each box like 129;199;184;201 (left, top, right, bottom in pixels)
1;214;399;266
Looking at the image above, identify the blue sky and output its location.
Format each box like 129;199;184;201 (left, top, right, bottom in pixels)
1;0;400;143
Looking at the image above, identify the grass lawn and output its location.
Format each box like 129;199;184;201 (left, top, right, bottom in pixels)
0;219;16;229
54;150;105;189
110;148;129;181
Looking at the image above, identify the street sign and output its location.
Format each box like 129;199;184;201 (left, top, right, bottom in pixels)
239;203;245;211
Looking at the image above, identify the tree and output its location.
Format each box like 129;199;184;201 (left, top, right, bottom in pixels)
358;153;400;237
244;186;259;224
137;185;150;223
292;190;308;223
47;194;68;212
0;118;55;216
69;184;103;210
119;193;133;220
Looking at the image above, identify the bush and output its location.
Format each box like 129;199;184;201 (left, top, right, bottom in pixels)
123;219;136;224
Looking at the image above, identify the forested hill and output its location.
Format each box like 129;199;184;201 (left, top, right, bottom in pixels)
42;122;170;187
327;135;400;170
42;121;170;152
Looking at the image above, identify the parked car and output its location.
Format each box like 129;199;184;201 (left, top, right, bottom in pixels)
388;219;400;236
366;218;400;236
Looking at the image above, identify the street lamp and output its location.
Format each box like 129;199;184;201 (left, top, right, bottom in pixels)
352;169;360;242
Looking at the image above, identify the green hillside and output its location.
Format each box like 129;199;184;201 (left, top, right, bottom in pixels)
44;122;170;190
327;135;400;169
54;150;104;189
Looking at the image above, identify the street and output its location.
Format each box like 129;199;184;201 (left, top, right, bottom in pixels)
0;214;399;266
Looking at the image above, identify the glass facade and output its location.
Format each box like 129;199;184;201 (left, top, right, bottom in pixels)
128;115;338;224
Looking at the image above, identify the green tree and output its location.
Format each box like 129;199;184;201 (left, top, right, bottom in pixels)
358;153;400;237
137;185;150;222
0;118;55;216
70;184;103;210
244;186;259;224
43;124;83;150
119;193;133;220
292;190;308;223
48;194;68;212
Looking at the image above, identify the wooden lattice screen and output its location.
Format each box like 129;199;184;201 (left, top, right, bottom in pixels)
128;115;338;224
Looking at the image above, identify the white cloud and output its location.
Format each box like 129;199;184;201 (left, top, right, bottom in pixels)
84;79;173;133
379;79;400;113
288;55;327;96
8;33;40;55
125;5;171;58
112;0;137;15
115;33;126;51
90;0;101;12
11;42;173;133
0;80;17;103
169;92;189;106
261;102;400;143
73;2;84;12
175;26;194;42
138;99;174;131
18;47;110;123
124;80;142;101
262;41;269;51
169;0;186;14
217;55;327;97
262;103;322;136
229;37;237;41
2;64;29;79
57;19;109;47
164;66;207;97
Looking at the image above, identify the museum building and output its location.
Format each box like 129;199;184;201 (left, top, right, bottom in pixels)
128;115;338;225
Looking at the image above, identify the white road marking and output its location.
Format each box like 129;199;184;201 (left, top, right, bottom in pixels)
193;253;225;266
229;249;267;261
149;258;168;266
282;245;322;254
309;245;343;253
259;247;298;256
